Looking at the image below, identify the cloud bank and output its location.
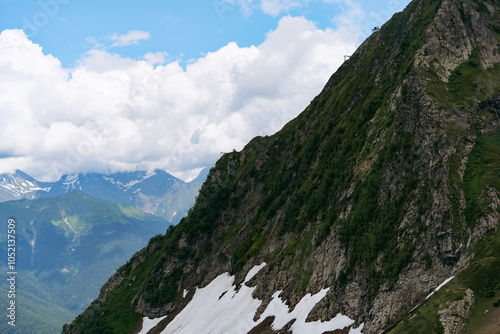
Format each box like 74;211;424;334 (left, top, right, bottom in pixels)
0;16;357;181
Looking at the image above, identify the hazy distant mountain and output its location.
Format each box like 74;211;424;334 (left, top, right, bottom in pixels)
0;168;210;223
43;169;177;201
0;191;170;334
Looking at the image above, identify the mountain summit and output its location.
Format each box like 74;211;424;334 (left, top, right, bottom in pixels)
64;0;500;333
0;170;51;201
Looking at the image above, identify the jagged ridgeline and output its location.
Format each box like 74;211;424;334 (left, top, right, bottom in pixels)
63;0;500;333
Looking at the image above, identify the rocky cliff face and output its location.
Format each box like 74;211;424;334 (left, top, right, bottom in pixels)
63;0;500;333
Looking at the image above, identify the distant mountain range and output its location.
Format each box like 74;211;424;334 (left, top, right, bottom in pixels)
0;168;209;332
0;168;209;223
0;191;171;333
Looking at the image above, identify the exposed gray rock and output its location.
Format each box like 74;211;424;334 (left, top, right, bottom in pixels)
438;288;475;334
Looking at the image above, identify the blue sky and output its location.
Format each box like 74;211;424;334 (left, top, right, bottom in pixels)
0;0;411;181
0;0;409;67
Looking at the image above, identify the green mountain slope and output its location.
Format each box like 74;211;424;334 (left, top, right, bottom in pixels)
0;191;170;334
63;0;500;333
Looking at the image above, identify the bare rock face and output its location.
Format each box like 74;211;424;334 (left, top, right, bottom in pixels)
468;186;500;248
415;0;474;81
438;288;475;334
416;0;500;81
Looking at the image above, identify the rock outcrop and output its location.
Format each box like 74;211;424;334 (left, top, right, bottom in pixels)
438;288;475;334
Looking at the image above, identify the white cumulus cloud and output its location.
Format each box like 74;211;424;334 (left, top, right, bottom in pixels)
260;0;300;16
0;16;357;181
143;51;169;65
110;30;151;47
223;0;355;16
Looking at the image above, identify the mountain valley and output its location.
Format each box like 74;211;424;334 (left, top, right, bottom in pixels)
0;191;171;333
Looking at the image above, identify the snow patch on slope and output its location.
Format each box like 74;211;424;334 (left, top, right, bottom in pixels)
244;262;266;283
103;172;155;190
138;315;167;334
63;174;80;191
425;276;455;300
410;276;456;314
140;263;364;334
349;323;365;333
161;271;262;333
261;289;355;333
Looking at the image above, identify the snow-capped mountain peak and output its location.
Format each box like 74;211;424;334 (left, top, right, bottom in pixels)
0;170;51;201
62;174;81;191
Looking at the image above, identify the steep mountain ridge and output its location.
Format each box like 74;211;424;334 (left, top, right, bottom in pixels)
64;0;500;333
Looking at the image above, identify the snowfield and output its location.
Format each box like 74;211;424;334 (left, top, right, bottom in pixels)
139;263;364;334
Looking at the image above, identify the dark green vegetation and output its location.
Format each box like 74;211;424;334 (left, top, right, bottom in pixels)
64;0;500;333
67;238;166;334
463;131;500;227
0;273;78;334
0;191;169;334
